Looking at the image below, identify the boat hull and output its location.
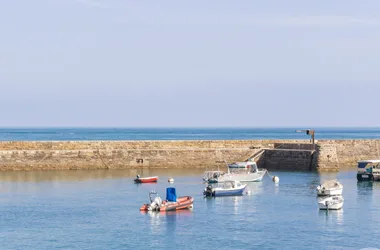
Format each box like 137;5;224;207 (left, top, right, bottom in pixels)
318;202;344;210
140;196;193;212
216;170;266;183
208;188;245;197
357;173;380;181
318;196;344;210
134;176;158;183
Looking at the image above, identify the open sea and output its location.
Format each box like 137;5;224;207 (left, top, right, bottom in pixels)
0;168;379;250
0;127;379;141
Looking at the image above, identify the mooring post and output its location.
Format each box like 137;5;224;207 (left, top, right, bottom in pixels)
295;129;315;147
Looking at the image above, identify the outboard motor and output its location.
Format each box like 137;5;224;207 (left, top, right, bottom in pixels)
204;185;213;196
148;196;162;211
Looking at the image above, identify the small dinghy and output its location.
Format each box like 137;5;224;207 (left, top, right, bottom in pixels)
203;180;247;197
316;179;343;196
134;175;158;183
318;195;344;210
140;187;194;212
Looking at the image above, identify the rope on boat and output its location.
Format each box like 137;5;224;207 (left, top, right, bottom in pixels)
266;170;274;178
266;170;279;183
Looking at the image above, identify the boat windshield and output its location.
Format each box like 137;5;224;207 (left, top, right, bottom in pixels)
223;181;234;188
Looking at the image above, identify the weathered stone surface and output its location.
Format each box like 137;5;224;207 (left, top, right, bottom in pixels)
0;140;378;171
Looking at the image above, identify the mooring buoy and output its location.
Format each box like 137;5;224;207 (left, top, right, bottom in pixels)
272;176;279;183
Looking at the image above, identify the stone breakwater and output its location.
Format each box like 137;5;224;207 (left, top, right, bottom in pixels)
0;140;379;171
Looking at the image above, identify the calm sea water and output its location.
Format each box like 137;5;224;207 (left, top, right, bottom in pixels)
0;127;380;141
0;168;379;250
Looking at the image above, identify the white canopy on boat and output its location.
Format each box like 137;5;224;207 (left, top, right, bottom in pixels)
320;179;342;189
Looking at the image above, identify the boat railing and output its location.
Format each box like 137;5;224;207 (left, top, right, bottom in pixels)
203;171;224;179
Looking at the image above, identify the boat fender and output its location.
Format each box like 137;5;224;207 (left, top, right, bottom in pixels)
272;176;279;183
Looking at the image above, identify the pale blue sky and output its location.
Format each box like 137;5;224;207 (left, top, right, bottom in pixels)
1;0;379;127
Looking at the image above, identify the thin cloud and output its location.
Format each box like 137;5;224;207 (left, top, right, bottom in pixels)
73;0;108;8
242;16;380;26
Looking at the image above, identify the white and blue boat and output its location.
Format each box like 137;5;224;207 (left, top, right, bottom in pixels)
357;160;380;181
203;180;247;197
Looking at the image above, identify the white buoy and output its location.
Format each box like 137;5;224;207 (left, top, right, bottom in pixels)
246;190;252;195
168;177;174;183
272;176;279;183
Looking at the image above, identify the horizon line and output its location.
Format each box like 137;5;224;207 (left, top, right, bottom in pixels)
0;126;379;129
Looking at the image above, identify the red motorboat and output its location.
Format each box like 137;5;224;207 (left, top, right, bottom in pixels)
134;175;158;183
140;188;194;212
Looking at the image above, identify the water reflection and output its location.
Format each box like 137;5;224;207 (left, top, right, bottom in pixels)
357;182;375;196
204;196;214;210
144;209;193;235
245;182;264;196
357;181;380;191
318;209;344;227
146;211;162;235
274;183;280;195
0;168;208;183
232;196;243;215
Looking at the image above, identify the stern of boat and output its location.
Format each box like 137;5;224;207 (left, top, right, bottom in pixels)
357;173;373;181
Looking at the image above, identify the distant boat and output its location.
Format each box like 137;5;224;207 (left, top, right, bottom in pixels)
318;196;344;210
316;180;343;196
134;175;158;183
211;161;266;183
140;187;193;212
356;160;380;181
203;180;247;197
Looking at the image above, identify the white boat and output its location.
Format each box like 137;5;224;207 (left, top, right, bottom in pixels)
357;160;380;181
316;179;343;196
203;180;247;197
211;161;267;183
318;195;344;210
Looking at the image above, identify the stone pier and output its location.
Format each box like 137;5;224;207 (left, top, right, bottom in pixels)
0;140;378;171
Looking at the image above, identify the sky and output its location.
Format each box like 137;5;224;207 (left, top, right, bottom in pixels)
0;0;379;127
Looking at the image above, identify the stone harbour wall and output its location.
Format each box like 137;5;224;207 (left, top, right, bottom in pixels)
316;140;380;171
0;140;379;171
